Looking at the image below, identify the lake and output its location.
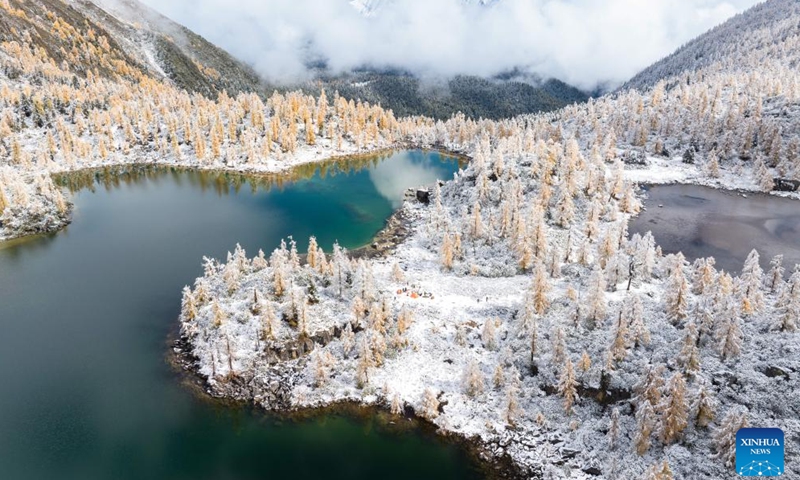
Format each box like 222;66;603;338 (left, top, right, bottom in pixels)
0;151;484;480
629;184;800;274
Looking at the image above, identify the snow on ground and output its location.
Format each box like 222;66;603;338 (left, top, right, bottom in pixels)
624;155;800;201
180;137;800;479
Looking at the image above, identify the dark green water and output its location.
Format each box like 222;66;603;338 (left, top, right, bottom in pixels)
0;151;480;480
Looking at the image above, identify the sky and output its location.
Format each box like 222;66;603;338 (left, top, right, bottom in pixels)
137;0;762;90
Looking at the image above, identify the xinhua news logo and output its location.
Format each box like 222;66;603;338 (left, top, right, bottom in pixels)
736;428;784;476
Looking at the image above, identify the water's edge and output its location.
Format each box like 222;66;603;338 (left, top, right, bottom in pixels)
1;145;469;244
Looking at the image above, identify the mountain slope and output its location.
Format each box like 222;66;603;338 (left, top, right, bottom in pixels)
79;0;268;97
622;0;800;91
0;0;267;98
320;71;589;120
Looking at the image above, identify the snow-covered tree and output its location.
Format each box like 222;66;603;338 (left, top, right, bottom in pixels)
644;460;674;480
692;378;717;428
608;308;630;367
391;262;405;282
331;242;351;299
482;317;498;350
503;366;522;426
530;260;550;315
355;338;374;388
692;257;716;295
767;255;785;293
665;253;690;324
551;326;566;365
715;300;743;360
739;249;765;314
261;302;278;342
341;322;355;358
492;363;504;389
578;350;591;373
634;401;655;455
212;300;226;327
607;407;620;450
627;294;650;347
678;321;701;374
421;388;440;419
441;232;454;270
462;359;485;397
657;372;689;444
713;408;749;468
586;266;607;328
390;392;403;416
772;280;799;332
557;357;579;414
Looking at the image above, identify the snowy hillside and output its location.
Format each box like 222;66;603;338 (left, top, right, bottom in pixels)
0;0;265;97
178;0;800;479
623;0;800;91
2;0;800;477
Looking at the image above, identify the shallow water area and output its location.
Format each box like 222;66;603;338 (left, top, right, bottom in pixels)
629;184;800;274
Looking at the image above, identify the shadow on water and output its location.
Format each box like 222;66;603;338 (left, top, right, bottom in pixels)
0;151;485;480
629;184;800;274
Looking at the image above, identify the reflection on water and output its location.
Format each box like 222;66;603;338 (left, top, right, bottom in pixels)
369;151;457;207
629;184;800;274
0;151;477;480
54;151;464;202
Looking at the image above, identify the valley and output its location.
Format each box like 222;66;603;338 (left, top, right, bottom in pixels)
1;0;799;479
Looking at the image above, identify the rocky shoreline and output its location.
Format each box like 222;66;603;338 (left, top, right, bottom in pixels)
169;333;533;480
167;175;542;480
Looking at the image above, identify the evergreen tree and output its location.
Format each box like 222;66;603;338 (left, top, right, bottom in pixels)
578;350;592;373
692;378;717;428
739;249;765;314
261;302;278;342
557;357;579;414
492;363;505;389
503;366;522;426
678;321;701;375
441;231;454;270
530;260;550;315
713;408;749;468
658;372;689;444
482;317;498;350
586;267;607;328
607;407;620;450
767;255;785;293
462;359;485;397
644;460;674;480
551;326;566;365
390;392;403;416
666;253;690;324
627;294;650;347
392;262;405;282
715;300;743;360
341;322;355;358
634;400;655;455
421;388;440;419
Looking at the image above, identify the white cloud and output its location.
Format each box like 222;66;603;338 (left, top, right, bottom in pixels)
138;0;761;90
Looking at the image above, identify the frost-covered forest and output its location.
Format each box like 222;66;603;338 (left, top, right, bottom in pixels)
2;0;800;477
178;0;800;477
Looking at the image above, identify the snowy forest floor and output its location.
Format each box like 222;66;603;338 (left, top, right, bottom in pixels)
175;148;800;479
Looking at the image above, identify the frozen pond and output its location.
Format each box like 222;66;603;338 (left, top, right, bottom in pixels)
629;184;800;274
